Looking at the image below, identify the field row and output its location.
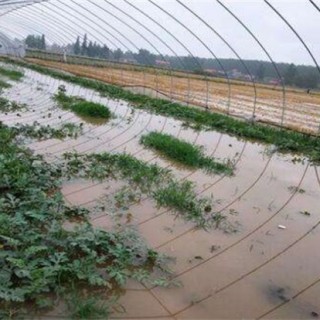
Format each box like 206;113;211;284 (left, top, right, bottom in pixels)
27;58;320;135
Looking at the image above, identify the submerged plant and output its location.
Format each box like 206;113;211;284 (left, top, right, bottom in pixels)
140;131;234;175
0;66;24;81
0;97;28;113
153;180;212;228
67;294;109;319
0;123;172;318
0;79;11;89
54;87;112;122
61;151;219;228
12;122;84;141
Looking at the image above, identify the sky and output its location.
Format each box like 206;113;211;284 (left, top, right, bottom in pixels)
0;0;319;66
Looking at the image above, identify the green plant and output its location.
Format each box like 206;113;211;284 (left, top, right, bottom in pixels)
67;294;109;319
0;123;171;318
153;180;212;228
0;66;24;81
287;186;306;194
71;101;111;118
0;79;11;89
12;122;83;141
54;89;111;122
0;97;27;112
62;151;170;191
61;151;217;228
140;131;233;175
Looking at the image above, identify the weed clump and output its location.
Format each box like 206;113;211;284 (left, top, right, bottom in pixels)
70;100;111;118
0;97;27;112
0;66;24;81
140;131;233;175
12;122;83;140
62;152;170;192
54;86;111;122
0;79;11;89
67;294;109;319
153;180;212;226
62;151;220;228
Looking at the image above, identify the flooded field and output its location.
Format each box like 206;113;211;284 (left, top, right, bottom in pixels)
27;58;320;135
1;63;320;319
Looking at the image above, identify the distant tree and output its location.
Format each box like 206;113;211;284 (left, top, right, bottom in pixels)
25;34;43;50
72;34;110;59
25;35;34;48
74;36;81;55
113;48;123;61
256;63;266;81
93;42;102;58
87;41;94;57
27;32;320;90
182;55;199;72
40;34;46;50
135;49;156;66
294;71;319;89
92;42;98;57
101;45;110;59
284;63;297;86
81;34;88;56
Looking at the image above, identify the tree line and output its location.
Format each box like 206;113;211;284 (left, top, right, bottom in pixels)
24;33;320;90
25;34;46;50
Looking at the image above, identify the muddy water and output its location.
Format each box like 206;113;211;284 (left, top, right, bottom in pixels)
1;63;320;319
26;58;320;135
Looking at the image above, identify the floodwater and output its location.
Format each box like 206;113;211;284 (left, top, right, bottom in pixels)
26;58;320;135
1;63;320;319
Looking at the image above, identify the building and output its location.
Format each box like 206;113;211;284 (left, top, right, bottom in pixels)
204;68;218;75
119;58;137;64
268;79;281;86
155;60;170;68
228;69;243;79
